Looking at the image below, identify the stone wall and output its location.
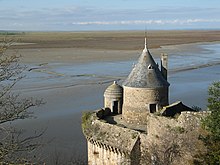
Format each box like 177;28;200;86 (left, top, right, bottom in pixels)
147;111;210;142
83;111;210;165
88;141;129;165
122;86;168;124
145;111;210;165
83;112;140;165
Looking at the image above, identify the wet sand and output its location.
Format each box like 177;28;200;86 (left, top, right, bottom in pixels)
10;41;218;65
4;31;220;164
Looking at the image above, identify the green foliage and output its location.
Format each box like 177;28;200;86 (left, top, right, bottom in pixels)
194;137;220;165
81;111;93;130
204;81;220;140
0;31;25;35
131;133;138;139
154;111;162;116
193;81;220;165
208;81;220;111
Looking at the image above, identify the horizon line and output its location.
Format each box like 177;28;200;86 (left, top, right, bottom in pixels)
1;28;220;33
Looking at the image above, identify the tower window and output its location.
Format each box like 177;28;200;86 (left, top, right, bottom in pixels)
149;104;157;113
148;64;154;70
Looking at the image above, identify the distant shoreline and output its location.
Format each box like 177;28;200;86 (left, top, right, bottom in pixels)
0;30;219;50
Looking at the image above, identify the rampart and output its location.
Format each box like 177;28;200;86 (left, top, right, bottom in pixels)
82;110;210;165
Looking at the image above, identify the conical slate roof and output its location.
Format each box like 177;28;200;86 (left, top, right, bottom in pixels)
123;39;170;88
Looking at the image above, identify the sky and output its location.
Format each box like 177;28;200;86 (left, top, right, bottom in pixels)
1;0;220;31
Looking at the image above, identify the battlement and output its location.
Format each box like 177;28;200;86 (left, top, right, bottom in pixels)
82;112;140;155
82;111;142;164
88;138;124;155
82;109;210;165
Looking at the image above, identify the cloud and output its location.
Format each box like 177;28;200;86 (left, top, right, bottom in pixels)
72;19;220;25
1;4;220;31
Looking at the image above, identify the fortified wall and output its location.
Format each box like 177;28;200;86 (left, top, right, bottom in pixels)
82;110;210;165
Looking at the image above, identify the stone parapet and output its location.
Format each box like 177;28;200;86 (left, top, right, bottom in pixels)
82;113;140;155
82;110;210;165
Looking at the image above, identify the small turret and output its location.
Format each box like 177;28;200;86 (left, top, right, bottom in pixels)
104;81;123;114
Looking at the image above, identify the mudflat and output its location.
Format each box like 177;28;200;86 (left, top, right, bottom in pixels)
4;30;220;50
2;30;220;64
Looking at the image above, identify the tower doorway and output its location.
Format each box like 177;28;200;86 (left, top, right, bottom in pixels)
112;101;118;114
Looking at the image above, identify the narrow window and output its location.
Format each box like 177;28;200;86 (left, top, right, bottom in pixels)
150;104;157;113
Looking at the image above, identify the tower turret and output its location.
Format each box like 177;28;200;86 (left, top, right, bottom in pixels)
122;38;170;124
104;81;123;114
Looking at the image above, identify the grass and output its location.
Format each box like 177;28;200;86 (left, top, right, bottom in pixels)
0;31;25;35
81;111;93;131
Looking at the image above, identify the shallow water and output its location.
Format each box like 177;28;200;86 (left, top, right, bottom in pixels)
168;43;220;70
170;64;220;108
19;43;220;90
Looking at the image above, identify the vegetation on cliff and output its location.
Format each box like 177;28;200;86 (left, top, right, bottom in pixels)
81;111;94;133
194;81;220;164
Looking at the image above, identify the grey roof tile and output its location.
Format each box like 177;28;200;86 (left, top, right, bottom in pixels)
123;48;170;88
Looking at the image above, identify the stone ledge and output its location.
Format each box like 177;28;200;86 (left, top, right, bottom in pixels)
82;112;140;154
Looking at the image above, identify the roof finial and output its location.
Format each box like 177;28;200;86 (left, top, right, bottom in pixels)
144;28;148;50
145;37;147;50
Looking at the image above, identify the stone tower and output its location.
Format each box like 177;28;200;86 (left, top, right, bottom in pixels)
104;81;123;114
122;38;170;124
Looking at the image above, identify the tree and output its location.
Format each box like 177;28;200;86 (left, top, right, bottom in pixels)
0;37;43;164
194;81;220;165
205;81;220;139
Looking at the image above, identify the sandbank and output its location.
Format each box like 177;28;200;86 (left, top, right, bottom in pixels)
4;41;217;65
